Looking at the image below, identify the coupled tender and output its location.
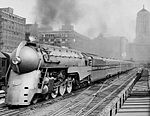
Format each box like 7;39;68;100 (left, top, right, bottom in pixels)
5;40;135;105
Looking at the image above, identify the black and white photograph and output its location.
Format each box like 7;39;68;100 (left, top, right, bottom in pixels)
0;0;149;116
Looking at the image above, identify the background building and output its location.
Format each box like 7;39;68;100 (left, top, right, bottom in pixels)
39;24;77;48
0;7;26;53
39;24;128;60
82;35;128;59
131;6;150;63
136;6;150;43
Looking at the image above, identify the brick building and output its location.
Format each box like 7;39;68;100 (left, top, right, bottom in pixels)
0;7;26;53
39;24;76;48
39;24;128;60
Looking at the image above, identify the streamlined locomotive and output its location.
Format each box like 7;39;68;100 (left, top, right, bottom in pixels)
5;40;135;105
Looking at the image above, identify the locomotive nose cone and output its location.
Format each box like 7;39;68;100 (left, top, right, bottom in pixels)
11;46;40;74
11;41;41;74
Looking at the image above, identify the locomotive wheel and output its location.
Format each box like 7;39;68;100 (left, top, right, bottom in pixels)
44;94;50;100
51;87;58;99
31;95;38;104
66;81;72;93
59;83;66;96
32;98;38;104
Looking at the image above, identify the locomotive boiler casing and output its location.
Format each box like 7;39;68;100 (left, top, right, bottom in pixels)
10;41;87;74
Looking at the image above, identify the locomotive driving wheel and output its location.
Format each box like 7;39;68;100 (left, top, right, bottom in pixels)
59;83;66;96
32;98;38;104
44;93;50;100
31;95;38;104
51;86;58;99
66;80;72;93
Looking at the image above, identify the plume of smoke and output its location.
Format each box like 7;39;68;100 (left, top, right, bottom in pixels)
36;0;80;26
35;0;150;42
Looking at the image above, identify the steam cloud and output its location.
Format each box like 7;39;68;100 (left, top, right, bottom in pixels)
35;0;150;41
36;0;80;26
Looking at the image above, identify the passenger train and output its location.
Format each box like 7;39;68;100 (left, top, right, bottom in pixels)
5;40;135;105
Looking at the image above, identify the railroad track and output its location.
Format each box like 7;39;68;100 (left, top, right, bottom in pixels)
0;79;102;116
0;86;91;116
130;68;150;96
0;69;137;116
46;70;137;116
0;108;19;116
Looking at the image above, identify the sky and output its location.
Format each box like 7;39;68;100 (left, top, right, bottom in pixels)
0;0;150;42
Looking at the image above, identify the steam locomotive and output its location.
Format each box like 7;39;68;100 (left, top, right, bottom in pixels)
5;40;135;105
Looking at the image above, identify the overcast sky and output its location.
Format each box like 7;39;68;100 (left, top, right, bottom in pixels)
0;0;150;42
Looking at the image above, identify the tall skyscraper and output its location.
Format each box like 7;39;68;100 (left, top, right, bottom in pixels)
136;5;150;43
131;6;150;63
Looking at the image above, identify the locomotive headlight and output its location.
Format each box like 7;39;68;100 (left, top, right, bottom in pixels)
12;56;21;65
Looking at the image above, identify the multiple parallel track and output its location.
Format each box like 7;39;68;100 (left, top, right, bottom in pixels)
130;68;150;96
49;70;137;116
0;69;138;116
116;68;150;116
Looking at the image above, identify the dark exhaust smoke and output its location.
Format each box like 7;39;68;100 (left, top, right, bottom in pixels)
36;0;80;26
